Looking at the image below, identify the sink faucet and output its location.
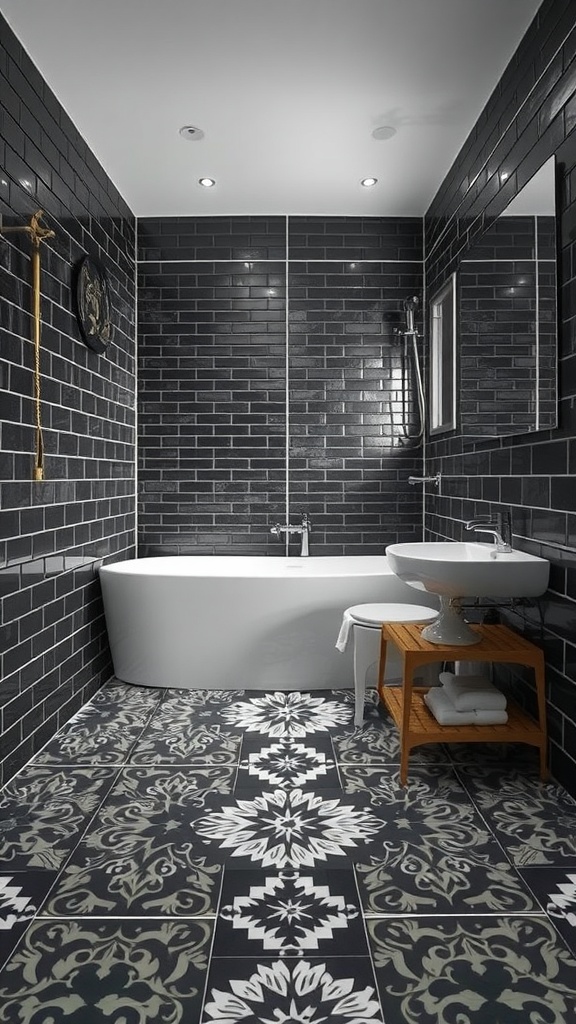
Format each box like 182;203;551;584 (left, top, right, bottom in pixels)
464;510;513;553
271;512;312;556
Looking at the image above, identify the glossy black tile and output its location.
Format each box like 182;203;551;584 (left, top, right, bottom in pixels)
0;13;136;786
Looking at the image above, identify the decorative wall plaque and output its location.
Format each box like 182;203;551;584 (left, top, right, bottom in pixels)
74;255;113;353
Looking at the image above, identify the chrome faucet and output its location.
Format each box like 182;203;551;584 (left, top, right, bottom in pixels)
464;510;513;552
271;512;312;556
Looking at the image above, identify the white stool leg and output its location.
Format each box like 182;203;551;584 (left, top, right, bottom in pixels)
353;624;379;726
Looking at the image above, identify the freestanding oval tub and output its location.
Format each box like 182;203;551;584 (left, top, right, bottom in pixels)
99;555;437;690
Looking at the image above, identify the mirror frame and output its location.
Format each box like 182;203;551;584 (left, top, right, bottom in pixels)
429;272;457;435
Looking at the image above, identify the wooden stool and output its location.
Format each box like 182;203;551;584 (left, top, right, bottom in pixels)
377;622;547;785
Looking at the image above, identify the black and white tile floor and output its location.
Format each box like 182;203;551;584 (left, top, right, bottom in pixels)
1;682;576;1022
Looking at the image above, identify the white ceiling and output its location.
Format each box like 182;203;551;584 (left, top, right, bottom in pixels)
0;0;543;217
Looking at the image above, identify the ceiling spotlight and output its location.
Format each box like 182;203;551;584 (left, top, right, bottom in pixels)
361;177;378;188
198;177;216;188
372;126;396;141
179;125;204;141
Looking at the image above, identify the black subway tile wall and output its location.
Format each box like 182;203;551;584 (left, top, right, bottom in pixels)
138;216;423;556
0;15;136;784
138;219;287;555
424;0;576;794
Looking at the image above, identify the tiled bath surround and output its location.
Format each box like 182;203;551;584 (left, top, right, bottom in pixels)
137;216;424;556
0;17;136;785
424;0;576;793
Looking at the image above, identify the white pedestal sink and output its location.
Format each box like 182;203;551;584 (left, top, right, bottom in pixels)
386;542;550;645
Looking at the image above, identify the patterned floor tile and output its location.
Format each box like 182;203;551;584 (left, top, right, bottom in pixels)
131;721;241;765
218;691;354;737
0;918;212;1024
33;681;163;765
520;866;576;955
133;689;247;746
332;718;449;766
194;787;387;870
355;841;536;917
213;867;367;957
151;689;248;728
456;765;576;865
446;740;541;769
236;733;340;789
202;956;383;1024
42;767;235;917
0;766;118;870
368;916;576;1024
340;762;472;812
341;765;537;914
90;679;165;714
0;871;57;966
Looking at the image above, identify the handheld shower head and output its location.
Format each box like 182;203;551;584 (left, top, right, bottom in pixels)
403;296;419;334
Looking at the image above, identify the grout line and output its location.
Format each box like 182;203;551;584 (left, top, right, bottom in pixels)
134;216;139;558
137;258;424;265
426;16;576;262
285;215;290;541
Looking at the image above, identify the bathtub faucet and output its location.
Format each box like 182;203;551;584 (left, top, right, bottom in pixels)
270;513;312;556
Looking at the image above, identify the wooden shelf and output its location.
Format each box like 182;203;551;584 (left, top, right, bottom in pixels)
377;622;547;784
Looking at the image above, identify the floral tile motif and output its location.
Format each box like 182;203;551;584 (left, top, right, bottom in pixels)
42;767;235;917
90;679;165;715
131;722;241;765
447;741;541;769
202;957;383;1024
341;766;537;915
0;767;118;870
0;871;57;966
33;682;163;765
332;720;449;766
220;691;353;737
156;689;247;727
236;734;340;790
520;867;576;956
368;916;576;1024
456;766;576;866
355;845;536;917
195;787;385;869
0;918;212;1024
341;763;473;813
34;715;145;766
213;867;366;957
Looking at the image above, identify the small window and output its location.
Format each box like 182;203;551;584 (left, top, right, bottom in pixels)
429;273;457;434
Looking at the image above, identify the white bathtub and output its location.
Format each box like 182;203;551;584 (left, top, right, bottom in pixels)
99;555;437;690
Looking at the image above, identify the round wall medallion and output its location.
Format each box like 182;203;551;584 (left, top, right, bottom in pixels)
74;255;113;353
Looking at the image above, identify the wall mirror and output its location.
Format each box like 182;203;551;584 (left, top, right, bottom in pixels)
430;272;457;434
458;156;558;437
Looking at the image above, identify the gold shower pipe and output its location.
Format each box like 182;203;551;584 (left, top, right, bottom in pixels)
1;210;55;480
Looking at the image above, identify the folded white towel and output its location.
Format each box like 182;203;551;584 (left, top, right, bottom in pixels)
335;611;354;652
439;670;507;712
454;660;491;678
424;687;508;726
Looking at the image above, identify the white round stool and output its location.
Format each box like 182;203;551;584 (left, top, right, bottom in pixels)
345;603;438;726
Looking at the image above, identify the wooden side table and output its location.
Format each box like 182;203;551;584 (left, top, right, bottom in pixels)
377;622;547;785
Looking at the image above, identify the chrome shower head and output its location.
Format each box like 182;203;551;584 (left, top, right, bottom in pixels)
403;296;419;333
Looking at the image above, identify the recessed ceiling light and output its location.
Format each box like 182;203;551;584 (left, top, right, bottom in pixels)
179;125;205;141
198;177;216;188
361;177;378;188
372;126;396;141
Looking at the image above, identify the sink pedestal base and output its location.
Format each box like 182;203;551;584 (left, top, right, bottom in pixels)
420;597;480;646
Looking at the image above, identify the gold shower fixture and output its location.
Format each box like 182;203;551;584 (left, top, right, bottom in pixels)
1;210;55;480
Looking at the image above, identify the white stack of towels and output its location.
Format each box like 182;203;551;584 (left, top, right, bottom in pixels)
424;661;508;725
